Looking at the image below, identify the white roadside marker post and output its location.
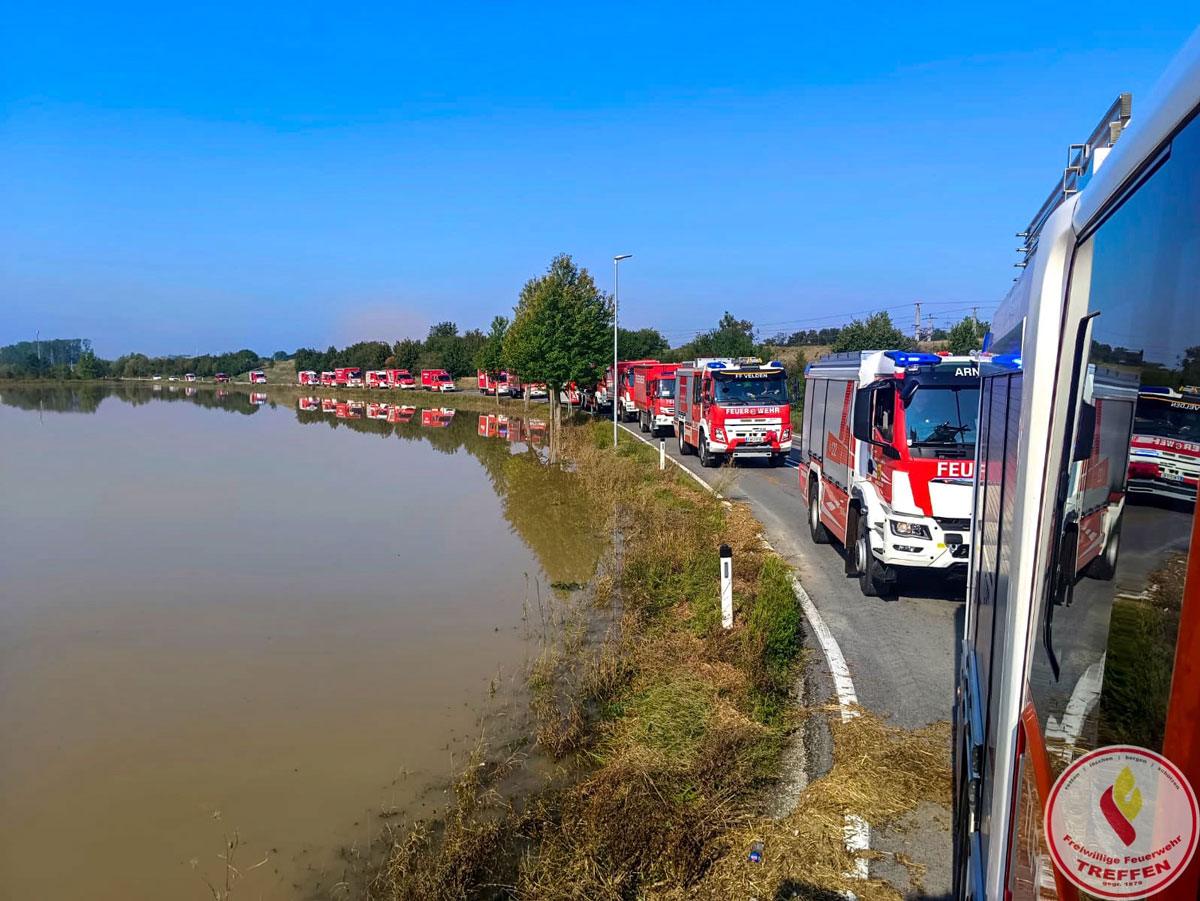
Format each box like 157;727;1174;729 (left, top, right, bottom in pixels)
720;544;733;629
659;438;666;470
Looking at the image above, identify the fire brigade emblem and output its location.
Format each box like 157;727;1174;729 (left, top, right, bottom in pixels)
1046;745;1197;897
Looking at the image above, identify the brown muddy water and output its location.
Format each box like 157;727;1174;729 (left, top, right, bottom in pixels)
0;384;598;900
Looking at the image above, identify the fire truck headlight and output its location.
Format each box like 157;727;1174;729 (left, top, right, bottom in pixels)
890;520;931;540
714;427;726;442
781;428;791;441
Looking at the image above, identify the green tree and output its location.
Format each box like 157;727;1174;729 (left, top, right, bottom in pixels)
831;311;908;353
677;312;757;360
617;327;668;360
504;254;613;460
946;316;984;355
392;338;422;372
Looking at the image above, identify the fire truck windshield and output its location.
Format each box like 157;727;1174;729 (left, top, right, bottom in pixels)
658;380;676;398
713;373;788;405
1135;395;1200;441
905;385;978;456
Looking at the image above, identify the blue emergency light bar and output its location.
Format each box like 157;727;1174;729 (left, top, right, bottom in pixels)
1139;386;1173;394
706;361;727;369
884;351;942;367
988;354;1023;371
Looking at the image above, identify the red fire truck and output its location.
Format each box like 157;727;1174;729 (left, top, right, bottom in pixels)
955;47;1200;901
674;358;791;468
388;404;416;424
798;350;980;596
365;370;389;389
297;370;318;386
320;371;335;387
386;369;416;389
297;396;320;411
334;367;363;388
421;369;456;392
632;362;679;436
1127;386;1200;504
214;372;230;383
477;370;522;397
249;370;267;384
607;359;661;420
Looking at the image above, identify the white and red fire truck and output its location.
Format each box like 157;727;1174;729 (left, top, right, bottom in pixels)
477;370;522;397
421;369;456;392
632;362;679;436
334;367;363;388
249;370;267;384
365;370;389;389
956;38;1200;901
608;359;661;420
297;370;318;386
674;358;791;468
297;396;320;412
386;368;416;389
798;350;980;597
1127;386;1200;504
320;371;335;387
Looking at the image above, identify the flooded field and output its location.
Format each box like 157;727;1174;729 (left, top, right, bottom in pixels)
0;385;599;900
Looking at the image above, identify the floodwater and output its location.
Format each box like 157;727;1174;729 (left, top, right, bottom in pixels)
0;384;598;900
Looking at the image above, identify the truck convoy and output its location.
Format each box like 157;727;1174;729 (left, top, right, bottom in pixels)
632;362;678;436
799;350;980;597
955;39;1200;901
674;358;791;468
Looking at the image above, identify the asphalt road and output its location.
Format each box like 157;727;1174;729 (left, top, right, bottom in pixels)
619;421;958;899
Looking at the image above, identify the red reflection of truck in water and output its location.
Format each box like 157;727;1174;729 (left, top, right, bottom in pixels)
297;396;321;412
386;369;416;389
214;372;230;383
366;402;389;420
365;370;389;389
421;407;455;427
249;370;267;384
632;363;679;436
1127;386;1200;504
297;370;319;386
250;392;268;405
421;369;456;392
675;358;791;469
321;398;337;414
320;371;335;387
388;404;416;424
334;367;363;388
798;351;980;597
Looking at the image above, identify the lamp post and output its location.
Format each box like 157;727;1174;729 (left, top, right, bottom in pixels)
612;254;632;447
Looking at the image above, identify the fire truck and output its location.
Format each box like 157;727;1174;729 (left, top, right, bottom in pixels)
955;40;1200;901
421;369;456;392
384;369;415;389
297;370;318;386
799;350;980;596
674;358;791;468
1128;386;1200;504
334;367;363;388
607;359;661;421
632;362;679;436
320;371;335;387
421;407;455;427
477;370;522;397
249;370;267;384
297;396;320;412
388;404;416;424
365;370;389;389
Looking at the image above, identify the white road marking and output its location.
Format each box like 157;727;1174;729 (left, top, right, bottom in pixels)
619;421;869;883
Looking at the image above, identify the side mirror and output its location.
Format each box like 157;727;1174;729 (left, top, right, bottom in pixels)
1073;401;1096;462
852;386;874;442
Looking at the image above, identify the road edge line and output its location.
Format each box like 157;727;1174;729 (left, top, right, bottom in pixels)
618;421;870;883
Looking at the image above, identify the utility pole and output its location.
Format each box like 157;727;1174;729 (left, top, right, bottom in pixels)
913;302;922;343
612;254;633;448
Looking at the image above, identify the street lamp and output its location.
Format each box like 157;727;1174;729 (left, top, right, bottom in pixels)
613;254;632;447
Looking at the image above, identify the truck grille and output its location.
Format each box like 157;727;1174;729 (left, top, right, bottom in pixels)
936;517;971;532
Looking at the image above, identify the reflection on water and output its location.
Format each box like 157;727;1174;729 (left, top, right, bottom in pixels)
0;384;601;900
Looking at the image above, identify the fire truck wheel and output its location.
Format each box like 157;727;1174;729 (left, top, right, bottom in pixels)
678;427;692;455
1086;515;1122;581
807;481;829;544
640;412;650;433
699;436;721;468
856;517;886;597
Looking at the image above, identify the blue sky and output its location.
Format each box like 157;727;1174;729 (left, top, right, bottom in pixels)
2;3;1196;357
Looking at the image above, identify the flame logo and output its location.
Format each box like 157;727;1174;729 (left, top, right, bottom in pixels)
1099;766;1143;847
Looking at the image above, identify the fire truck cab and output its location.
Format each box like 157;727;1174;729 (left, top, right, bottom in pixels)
477;370;521;397
365;370;389;389
421;369;456;392
334;367;363;388
674;358;791;468
956;42;1200;901
632;363;679;436
1128;386;1200;504
609;359;661;421
249;370;267;384
799;350;980;596
297;370;318;386
320;371;335;387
